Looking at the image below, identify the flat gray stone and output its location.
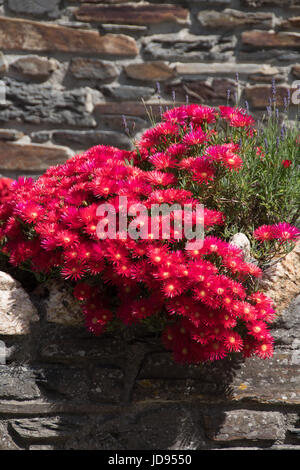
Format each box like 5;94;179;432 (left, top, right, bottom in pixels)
11;416;85;441
143;31;236;62
7;0;61;19
198;9;274;29
70;58;119;81
0;79;100;128
204;410;285;441
51;129;132;150
0;366;41;400
102;85;154;101
0;422;20;450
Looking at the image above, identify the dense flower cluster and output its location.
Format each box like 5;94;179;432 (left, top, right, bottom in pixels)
0;105;298;364
253;223;300;242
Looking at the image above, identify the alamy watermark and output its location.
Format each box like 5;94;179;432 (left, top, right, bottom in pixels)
96;197;205;250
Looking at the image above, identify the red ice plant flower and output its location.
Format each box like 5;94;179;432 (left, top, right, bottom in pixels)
0;177;13;202
254;223;300;243
282;159;292;168
0;104;297;365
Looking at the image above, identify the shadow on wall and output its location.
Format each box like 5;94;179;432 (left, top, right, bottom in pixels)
0;265;300;449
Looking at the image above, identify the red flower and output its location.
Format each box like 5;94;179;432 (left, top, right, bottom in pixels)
73;282;93;301
253;225;274;241
282;159;292;168
255;340;274;359
0;177;13;202
223;331;243;352
273;222;300;242
182;128;208;146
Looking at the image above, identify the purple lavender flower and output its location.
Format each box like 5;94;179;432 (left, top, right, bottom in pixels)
271;78;276;102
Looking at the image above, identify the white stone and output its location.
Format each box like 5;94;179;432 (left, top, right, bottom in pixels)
0;271;39;335
229;233;251;261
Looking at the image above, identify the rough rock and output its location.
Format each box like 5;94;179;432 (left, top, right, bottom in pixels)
98;115;147;134
0;79;100;128
242;0;299;5
248;65;284;83
280;16;300;29
0;366;41;399
239;49;300;63
0;422;20;450
163;78;236;103
134;348;300;405
70;58;119;81
260;241;300;314
124;62;175;82
10;417;84;441
143;31;236;62
102;85;154;101
204;410;285;442
44;281;84;326
242;30;300;48
175;62;279;78
10;56;58;82
292;65;300;79
94;101;168;118
51;129;132;150
0;271;39;335
0;17;138;56
74;3;189;25
0;129;23;141
7;0;62;19
0;141;73;171
198;9;274;29
245;85;294;108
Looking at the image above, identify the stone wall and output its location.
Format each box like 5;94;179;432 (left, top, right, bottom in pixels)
0;245;299;450
0;0;300;178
